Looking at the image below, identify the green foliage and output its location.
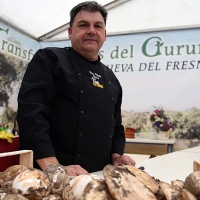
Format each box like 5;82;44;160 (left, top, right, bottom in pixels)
0;53;28;106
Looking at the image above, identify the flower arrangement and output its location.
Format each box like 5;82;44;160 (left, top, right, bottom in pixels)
150;106;177;133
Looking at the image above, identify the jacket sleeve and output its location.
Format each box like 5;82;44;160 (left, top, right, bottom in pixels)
17;48;58;160
110;77;125;155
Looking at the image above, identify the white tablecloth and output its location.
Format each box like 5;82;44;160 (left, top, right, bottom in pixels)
92;146;200;183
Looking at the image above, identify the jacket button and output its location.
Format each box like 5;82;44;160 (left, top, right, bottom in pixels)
105;152;107;156
80;90;84;94
112;97;114;101
110;134;112;138
77;154;81;157
78;73;81;76
81;110;84;114
108;82;111;85
79;132;83;136
111;114;114;119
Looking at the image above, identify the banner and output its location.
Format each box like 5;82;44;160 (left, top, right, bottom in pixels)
99;29;200;148
1;19;200;150
0;21;39;130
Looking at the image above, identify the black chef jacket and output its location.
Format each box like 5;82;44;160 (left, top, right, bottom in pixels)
17;47;125;172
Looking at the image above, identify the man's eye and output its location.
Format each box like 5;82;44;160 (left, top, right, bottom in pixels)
79;24;87;27
95;25;102;28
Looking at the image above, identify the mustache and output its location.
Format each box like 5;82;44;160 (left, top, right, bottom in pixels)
83;36;98;41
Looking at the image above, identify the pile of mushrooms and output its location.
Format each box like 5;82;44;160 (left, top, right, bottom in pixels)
0;163;200;200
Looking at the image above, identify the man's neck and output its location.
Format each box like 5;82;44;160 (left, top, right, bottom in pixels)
72;48;99;61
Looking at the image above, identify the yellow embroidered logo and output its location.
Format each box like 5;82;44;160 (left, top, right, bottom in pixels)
89;71;104;89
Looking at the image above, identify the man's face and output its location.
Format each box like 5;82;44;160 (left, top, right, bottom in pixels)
68;10;106;60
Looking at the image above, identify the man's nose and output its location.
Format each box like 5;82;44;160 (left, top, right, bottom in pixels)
87;25;96;34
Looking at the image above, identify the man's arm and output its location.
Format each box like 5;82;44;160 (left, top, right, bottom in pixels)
36;157;59;170
18;49;58;163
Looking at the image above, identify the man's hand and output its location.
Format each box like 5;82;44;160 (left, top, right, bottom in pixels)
36;157;89;176
112;153;136;166
65;165;89;176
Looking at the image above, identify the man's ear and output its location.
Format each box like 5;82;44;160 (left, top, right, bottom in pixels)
68;27;72;38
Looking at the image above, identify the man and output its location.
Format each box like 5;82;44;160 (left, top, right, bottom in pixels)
17;1;135;176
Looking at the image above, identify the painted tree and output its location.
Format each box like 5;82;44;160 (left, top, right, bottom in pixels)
0;53;27;106
175;108;200;140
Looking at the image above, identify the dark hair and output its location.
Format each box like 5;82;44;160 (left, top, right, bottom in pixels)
69;1;108;26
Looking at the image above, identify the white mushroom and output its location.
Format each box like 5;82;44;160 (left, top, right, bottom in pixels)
62;174;101;200
123;165;159;194
3;193;29;200
0;165;27;185
81;179;113;200
0;165;28;193
154;186;165;200
171;179;184;191
1;180;13;194
42;194;63;200
182;189;197;200
103;165;157;200
12;168;52;200
0;191;6;200
159;181;183;200
183;171;200;199
44;164;69;196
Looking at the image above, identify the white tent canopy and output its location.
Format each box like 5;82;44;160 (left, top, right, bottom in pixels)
0;0;200;41
0;0;117;40
106;0;200;34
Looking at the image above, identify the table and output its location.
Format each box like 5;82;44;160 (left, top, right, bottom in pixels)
179;146;200;153
126;138;176;153
135;148;200;183
92;146;200;184
124;153;150;162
